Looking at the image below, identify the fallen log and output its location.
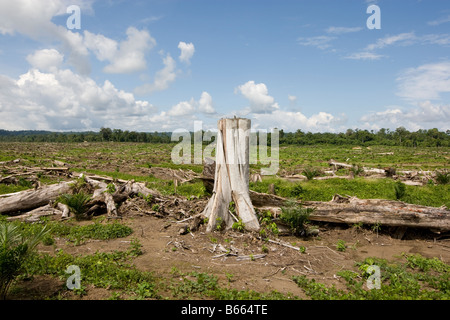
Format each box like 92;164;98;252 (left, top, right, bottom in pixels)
0;174;163;220
248;191;450;232
0;181;73;215
303;195;450;231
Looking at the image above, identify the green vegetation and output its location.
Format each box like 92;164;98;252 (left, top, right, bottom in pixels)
436;170;450;185
293;254;450;300
394;181;407;200
57;192;92;220
279;202;314;236
0;222;49;299
1;217;296;300
1;127;449;147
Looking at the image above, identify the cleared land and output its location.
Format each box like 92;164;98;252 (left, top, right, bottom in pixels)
0;142;449;300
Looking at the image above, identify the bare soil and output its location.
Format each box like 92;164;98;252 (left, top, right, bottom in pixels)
9;199;450;300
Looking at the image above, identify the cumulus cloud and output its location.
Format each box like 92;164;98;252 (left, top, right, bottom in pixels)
178;41;195;64
359;102;450;131
0;61;157;131
135;53;177;95
396;62;450;101
198;91;215;114
102;27;156;74
168;99;196;117
26;49;64;72
235;81;279;113
251;109;345;132
167;91;216;117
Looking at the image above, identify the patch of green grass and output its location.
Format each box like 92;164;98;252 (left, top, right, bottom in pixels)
0;184;31;195
7;218;133;246
293;254;450;300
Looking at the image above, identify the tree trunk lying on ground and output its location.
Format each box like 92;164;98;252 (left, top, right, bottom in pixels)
0;174;161;222
252;192;450;232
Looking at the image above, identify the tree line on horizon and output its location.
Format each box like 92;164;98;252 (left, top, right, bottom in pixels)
0;127;449;147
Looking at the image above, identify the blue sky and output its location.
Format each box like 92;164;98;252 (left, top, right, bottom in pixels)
0;0;449;133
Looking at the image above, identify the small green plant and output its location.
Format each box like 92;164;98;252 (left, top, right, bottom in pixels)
302;167;320;180
215;217;225;231
140;193;154;205
69;175;87;194
57;192;92;220
372;222;382;237
394;181;406;200
336;239;346;252
152;204;160;212
228;201;236;214
225;272;234;282
279;202;314;236
261;244;269;253
232;219;245;232
106;183;116;194
128;238;143;257
435;170;450;185
0;222;49;299
350;164;364;177
299;246;306;253
18;177;32;188
290;184;304;197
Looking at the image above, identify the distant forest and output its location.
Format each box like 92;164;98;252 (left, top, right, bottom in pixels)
1;127;449;147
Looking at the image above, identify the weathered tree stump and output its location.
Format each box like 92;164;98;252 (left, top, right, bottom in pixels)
202;118;260;232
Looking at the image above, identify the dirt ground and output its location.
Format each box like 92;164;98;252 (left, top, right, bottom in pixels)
9;196;450;300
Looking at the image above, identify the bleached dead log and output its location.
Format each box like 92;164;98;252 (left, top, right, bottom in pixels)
0;181;73;215
6;204;62;222
328;159;353;170
57;202;70;219
248;190;450;232
304;195;450;231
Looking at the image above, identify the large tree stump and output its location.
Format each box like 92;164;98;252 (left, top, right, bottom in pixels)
202;118;260;232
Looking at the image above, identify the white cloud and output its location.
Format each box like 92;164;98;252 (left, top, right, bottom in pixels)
168;91;216;117
288;95;297;102
135;53;177;94
26;49;64;72
0;64;157;131
168;99;196;117
396;62;450;101
251;109;345;132
326;26;362;34
198;91;215;114
345;51;385;60
101;27;156;74
297;35;336;50
365;32;416;51
178;41;195;64
235;81;279;113
83;31;118;62
428;14;450;26
360;102;450;131
347;32;450;61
